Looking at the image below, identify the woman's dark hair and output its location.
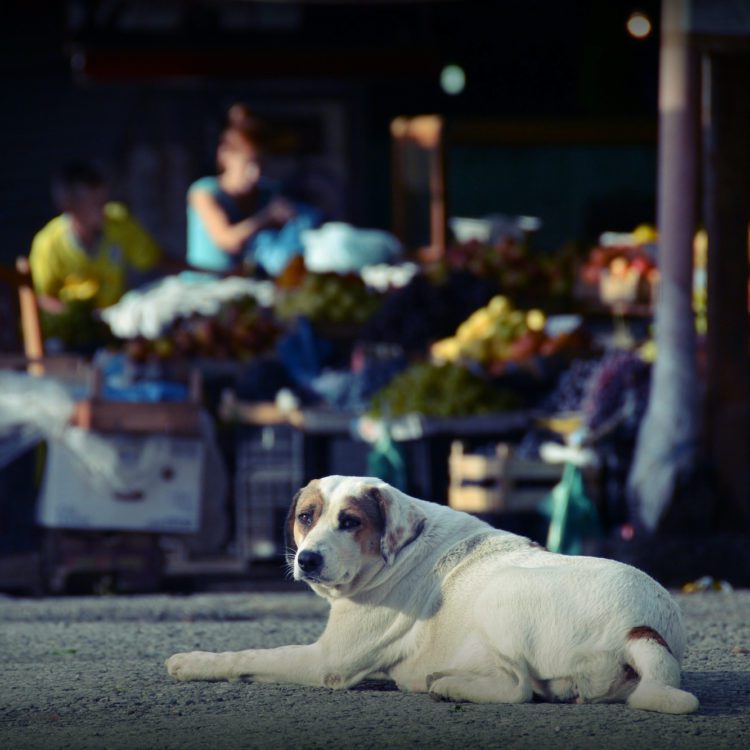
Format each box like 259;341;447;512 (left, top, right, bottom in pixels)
219;102;269;155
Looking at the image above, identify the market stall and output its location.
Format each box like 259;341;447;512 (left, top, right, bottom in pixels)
3;205;679;592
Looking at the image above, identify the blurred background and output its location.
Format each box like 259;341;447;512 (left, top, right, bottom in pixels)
1;0;660;260
1;0;748;597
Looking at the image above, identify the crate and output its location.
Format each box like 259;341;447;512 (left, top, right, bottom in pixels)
72;399;203;435
448;441;565;514
71;367;203;436
234;423;305;561
37;435;204;534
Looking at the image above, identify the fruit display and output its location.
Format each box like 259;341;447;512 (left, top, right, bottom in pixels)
274;271;382;326
437;237;576;307
430;295;586;377
122;295;280;363
577;226;659;307
530;349;651;425
515;350;651;460
357;270;499;355
368;362;521;419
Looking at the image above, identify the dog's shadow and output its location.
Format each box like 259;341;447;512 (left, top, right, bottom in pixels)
350;679;400;692
350;672;750;712
676;671;750;716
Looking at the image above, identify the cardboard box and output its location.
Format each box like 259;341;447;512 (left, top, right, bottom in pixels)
37;435;204;533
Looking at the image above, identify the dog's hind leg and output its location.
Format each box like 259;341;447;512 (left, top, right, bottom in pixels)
426;667;533;704
624;636;699;714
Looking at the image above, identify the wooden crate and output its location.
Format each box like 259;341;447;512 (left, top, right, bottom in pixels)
71;367;203;436
71;399;202;436
0;355;203;436
448;441;565;514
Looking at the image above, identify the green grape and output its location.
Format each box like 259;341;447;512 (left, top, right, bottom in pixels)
369;362;520;418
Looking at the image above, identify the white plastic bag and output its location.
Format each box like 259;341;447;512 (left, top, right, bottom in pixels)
303;222;402;273
0;372;76;468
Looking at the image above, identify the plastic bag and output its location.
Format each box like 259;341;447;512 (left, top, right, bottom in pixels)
276;317;334;388
543;463;601;555
0;372;225;503
251;203;324;277
0;372;76;470
302;222;402;273
101;275;275;340
366;426;407;492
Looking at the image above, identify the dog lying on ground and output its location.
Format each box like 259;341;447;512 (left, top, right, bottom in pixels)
166;475;699;713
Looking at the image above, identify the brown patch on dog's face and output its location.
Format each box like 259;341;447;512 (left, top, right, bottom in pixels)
337;490;385;557
627;626;672;655
285;480;324;562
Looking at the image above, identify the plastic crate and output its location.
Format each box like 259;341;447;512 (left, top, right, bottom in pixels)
234;424;304;561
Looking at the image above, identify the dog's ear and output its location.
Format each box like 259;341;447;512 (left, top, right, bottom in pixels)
365;483;426;565
284;488;302;564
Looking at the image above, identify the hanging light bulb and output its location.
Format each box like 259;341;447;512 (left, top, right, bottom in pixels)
627;11;652;39
440;64;465;95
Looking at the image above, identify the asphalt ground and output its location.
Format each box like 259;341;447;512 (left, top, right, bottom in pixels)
1;588;749;750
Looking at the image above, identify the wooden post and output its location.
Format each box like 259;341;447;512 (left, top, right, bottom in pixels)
628;0;701;531
427;117;448;256
702;51;750;528
390;116;409;247
390;115;447;259
15;256;44;374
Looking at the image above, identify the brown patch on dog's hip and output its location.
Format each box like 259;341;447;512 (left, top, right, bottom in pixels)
627;626;672;655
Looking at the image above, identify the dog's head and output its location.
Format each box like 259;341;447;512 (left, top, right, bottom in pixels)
285;476;426;595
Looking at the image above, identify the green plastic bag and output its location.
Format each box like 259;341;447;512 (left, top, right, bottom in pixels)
366;428;408;492
543;463;601;555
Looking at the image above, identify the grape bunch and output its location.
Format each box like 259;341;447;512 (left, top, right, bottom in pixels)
275;272;382;325
581;350;651;431
538;358;602;414
368;362;520;419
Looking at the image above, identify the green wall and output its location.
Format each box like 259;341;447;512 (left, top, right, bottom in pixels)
447;143;657;251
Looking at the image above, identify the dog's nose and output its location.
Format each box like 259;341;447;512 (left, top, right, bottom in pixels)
297;550;323;574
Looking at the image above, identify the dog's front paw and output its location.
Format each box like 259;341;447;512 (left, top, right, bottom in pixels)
426;672;459;702
166;651;227;682
425;671;448;692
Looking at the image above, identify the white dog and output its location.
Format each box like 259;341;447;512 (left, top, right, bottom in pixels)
166;475;699;713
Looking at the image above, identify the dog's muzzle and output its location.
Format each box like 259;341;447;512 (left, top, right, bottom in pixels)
297;550;324;577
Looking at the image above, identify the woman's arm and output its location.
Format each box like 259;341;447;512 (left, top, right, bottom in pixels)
189;189;275;254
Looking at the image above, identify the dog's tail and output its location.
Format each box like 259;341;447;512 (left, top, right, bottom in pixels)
624;627;699;714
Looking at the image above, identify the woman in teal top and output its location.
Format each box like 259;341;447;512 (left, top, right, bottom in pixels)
186;104;300;276
187;174;277;273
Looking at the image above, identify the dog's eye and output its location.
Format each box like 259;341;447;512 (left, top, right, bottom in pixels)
339;516;361;531
297;512;312;527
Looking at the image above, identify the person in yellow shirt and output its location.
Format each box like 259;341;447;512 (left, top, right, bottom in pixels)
30;161;163;313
